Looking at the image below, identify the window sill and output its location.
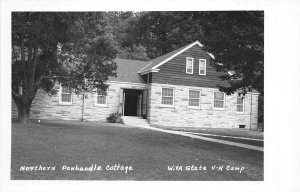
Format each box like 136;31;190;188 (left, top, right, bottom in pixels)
213;107;225;111
187;106;202;110
159;105;175;108
235;112;245;115
58;102;73;106
94;104;109;108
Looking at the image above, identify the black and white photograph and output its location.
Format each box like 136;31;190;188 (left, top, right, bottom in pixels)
1;0;300;191
10;10;264;181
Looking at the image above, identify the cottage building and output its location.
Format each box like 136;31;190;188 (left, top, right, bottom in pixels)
12;41;259;129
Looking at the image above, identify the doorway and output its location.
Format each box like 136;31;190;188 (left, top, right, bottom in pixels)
123;89;143;116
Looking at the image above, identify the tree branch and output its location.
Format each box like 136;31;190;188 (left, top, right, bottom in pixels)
30;45;39;87
28;37;33;68
20;32;28;95
12;89;22;99
12;46;19;63
33;75;43;90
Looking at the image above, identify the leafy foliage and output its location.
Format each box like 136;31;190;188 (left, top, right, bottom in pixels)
126;12;196;58
12;12;74;97
197;12;264;95
126;11;264;96
57;12;118;94
124;11;264;124
11;11;264;124
105;12;149;60
117;44;149;61
106;112;124;124
12;12;118;123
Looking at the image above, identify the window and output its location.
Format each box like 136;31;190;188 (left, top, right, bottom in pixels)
60;86;72;104
188;90;201;108
186;57;194;74
213;91;225;109
199;59;206;75
236;97;244;113
161;88;174;106
96;89;107;106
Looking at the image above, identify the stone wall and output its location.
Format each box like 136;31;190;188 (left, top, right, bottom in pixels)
12;85;83;121
83;82;146;121
11;81;147;121
148;83;259;129
11;82;258;129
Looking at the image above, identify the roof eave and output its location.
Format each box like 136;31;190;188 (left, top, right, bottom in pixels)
139;69;160;75
138;40;216;75
148;41;215;72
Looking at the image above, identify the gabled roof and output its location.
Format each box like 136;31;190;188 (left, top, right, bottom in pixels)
109;58;149;84
138;41;214;75
109;41;215;84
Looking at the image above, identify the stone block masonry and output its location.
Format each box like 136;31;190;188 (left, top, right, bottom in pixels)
11;81;258;129
12;87;83;121
147;83;259;129
11;82;146;122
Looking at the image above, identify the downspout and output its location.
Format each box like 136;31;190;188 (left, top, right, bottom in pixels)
146;72;149;122
250;92;253;130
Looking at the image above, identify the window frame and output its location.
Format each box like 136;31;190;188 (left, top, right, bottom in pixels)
95;89;108;106
236;96;245;114
160;87;175;107
186;57;194;74
213;91;225;110
59;85;72;105
188;89;201;109
199;59;206;75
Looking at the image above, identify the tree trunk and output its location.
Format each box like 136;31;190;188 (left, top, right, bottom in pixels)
17;103;31;124
12;95;33;124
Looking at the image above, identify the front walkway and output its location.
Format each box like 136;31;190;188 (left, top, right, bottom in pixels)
125;122;263;152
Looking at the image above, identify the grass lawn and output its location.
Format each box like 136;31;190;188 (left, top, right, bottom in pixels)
11;120;263;180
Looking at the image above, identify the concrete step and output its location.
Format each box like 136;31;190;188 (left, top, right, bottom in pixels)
122;116;150;127
123;119;149;124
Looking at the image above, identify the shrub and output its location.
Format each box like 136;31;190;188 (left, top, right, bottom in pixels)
106;112;124;124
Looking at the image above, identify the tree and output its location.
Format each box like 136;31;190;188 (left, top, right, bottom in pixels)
128;11;264;96
128;12;192;58
12;12;118;124
117;44;149;61
196;12;264;128
105;12;149;60
197;11;264;96
127;11;264;127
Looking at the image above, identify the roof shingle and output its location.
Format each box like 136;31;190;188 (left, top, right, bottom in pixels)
109;58;148;84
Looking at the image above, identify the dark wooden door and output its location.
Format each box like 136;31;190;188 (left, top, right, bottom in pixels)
124;93;138;116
